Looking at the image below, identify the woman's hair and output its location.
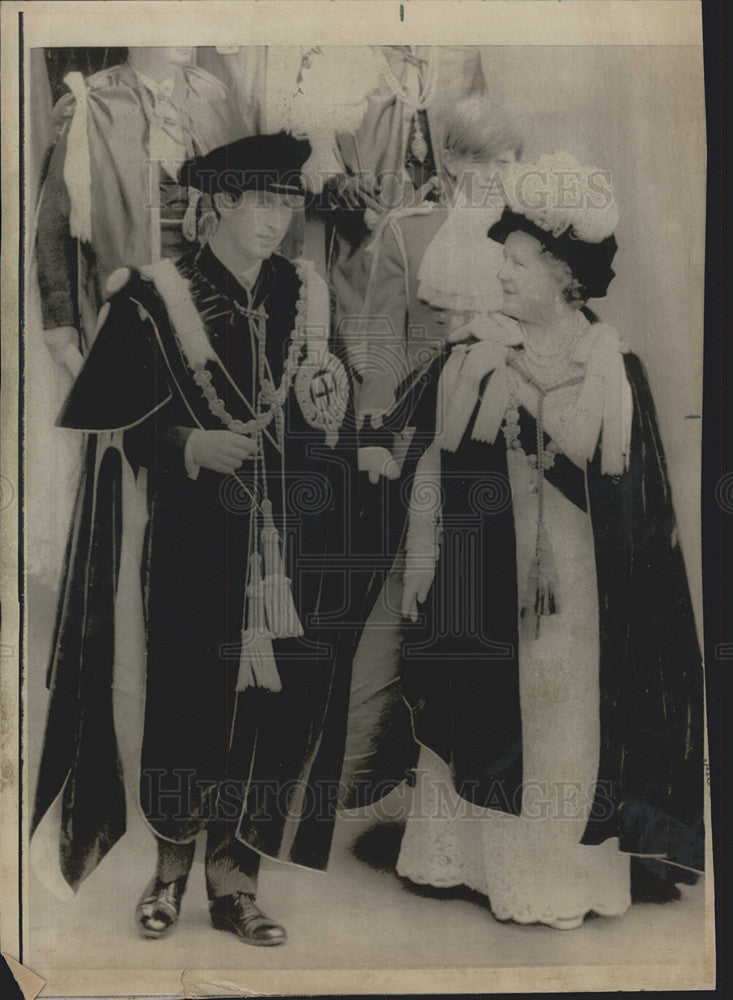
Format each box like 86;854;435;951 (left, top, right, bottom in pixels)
541;249;589;307
489;204;618;302
442;93;524;162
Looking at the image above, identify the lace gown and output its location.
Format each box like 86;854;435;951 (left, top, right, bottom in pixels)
396;360;632;927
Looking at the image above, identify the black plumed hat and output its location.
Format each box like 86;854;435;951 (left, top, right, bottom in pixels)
179;131;312;198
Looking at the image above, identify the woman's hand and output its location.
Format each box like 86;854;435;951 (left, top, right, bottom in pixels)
401;565;435;622
189;430;257;474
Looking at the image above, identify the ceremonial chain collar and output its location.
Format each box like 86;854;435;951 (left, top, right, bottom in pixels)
502;317;587;487
189;262;310;437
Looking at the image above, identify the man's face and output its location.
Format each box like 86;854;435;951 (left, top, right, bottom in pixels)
128;46;193;70
162;46;194;66
444;148;517;206
218;190;297;264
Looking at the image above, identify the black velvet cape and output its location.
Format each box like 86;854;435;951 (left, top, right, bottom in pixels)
343;350;705;892
32;246;359;890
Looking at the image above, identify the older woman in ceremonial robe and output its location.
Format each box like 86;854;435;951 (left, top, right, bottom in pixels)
392;154;705;928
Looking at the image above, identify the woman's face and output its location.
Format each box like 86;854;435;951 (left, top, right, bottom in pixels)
444;148;516;206
497;231;567;324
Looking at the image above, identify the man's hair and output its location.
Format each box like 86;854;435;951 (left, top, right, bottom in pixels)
443;93;523;162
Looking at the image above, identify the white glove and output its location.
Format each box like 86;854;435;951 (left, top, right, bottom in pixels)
44;326;84;376
401;562;436;622
357;446;401;485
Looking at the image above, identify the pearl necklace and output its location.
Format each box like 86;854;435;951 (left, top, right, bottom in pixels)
518;312;585;389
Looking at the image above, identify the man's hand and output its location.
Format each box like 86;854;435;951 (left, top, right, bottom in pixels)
189;430;257;474
358;446;401;485
328;173;383;213
354;372;398;431
401;566;435;622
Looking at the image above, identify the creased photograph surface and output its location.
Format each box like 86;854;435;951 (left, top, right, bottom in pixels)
0;3;713;996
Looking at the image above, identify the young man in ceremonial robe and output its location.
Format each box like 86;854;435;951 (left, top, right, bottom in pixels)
32;134;356;947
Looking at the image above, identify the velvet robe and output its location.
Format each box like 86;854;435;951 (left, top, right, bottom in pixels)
342;348;705;893
32;246;358;890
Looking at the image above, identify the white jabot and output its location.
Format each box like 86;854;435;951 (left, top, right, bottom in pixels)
132;67;187;180
417;201;506;314
133;69;176;102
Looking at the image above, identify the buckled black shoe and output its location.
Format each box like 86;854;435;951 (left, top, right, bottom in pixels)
135;874;188;939
209;892;287;946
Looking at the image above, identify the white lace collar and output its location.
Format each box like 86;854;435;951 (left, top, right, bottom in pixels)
417;200;505;314
435;318;633;476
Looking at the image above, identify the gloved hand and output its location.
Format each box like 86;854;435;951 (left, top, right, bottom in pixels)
401;563;435;622
44;326;84;377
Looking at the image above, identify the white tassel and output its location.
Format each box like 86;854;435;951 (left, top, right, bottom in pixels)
520;524;560;641
259;499;303;638
62;72;93;243
263;575;304;638
235;651;256;691
182;187;202;242
562;325;630;475
434;346;470;451
237;553;282;693
437;340;509;451
471;366;510;444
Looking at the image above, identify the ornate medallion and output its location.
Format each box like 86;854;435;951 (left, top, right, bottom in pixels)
294;350;349;448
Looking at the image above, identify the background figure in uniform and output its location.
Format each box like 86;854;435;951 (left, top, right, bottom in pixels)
339;94;523;482
330;46;488;257
336;95;524;803
27;46;241;589
324;46;490;318
207;47;488;285
195;46;265;137
35;45;240;376
31;134;356;946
